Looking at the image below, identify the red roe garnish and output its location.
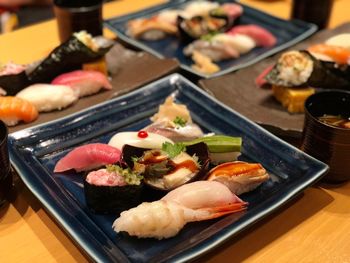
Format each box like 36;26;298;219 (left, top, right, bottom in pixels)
137;130;148;138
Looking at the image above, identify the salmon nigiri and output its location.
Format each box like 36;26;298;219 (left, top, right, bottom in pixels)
54;143;122;173
0;96;38;126
308;44;350;65
51;70;112;98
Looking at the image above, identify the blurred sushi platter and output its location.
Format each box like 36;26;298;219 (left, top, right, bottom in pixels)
3;0;350;263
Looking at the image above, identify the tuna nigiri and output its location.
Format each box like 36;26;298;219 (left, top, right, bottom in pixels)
16;84;78;112
0;96;38;126
228;25;277;47
54;143;122;173
51;70;112;98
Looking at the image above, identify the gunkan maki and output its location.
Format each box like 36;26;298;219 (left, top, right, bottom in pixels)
84;164;143;214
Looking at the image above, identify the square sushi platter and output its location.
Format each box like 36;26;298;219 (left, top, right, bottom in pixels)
104;0;317;78
8;74;328;262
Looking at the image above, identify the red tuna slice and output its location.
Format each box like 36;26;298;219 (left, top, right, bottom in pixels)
51;70;112;98
228;25;277;47
54;143;121;173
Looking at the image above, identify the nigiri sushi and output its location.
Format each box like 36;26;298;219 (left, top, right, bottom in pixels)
16;84;78;112
325;34;350;49
51;70;112;98
308;44;350;65
207;161;269;195
0;96;38;126
228;25;277;47
113;181;247;239
108;131;173;150
54;143;121;173
184;1;219;17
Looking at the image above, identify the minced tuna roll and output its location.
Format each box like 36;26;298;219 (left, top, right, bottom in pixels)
84;165;143;214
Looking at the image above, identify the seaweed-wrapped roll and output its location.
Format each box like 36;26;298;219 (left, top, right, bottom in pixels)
27;31;114;83
84;164;143;214
0;62;29;95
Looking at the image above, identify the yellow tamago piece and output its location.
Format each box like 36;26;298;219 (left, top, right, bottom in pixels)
272;85;315;113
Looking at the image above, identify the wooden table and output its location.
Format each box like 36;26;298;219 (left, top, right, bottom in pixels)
1;0;350;262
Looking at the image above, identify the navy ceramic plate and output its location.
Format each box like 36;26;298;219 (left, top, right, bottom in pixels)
9;74;328;262
104;0;317;78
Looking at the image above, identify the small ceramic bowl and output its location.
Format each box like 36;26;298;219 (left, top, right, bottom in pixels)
301;90;350;183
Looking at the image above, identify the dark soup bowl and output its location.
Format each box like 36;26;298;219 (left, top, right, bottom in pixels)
301;90;350;183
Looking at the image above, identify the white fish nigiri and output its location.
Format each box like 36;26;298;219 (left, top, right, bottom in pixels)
112;181;247;239
108;131;173;150
16;84;78;112
54;143;121;173
212;33;256;54
51;70;112;98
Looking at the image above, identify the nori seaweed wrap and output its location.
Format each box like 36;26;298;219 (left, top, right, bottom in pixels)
0;63;29;95
266;50;350;90
27;31;114;83
84;165;143;214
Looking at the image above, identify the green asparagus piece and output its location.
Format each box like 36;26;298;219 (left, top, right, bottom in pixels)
182;135;242;153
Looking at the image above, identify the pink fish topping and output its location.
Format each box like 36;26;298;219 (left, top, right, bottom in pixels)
86;168;126;186
228;25;277;47
54;143;121;173
51;70;112;97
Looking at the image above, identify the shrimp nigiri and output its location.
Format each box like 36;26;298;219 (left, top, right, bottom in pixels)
51;70;112;98
0;96;38;126
113;181;247;239
54;143;121;173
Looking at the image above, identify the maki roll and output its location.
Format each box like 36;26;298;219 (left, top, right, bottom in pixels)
27;31;114;83
266;50;350;90
84;165;143;214
0;62;29;96
122;142;210;192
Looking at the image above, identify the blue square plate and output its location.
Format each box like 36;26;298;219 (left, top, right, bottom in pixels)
104;0;317;78
9;74;328;262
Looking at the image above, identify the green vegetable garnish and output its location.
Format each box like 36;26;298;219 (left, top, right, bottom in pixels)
173;116;187;127
131;156;140;162
162;142;186;158
182;135;242;153
200;32;217;41
106;164;143;185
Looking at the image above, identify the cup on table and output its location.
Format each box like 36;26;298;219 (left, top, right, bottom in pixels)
291;0;334;30
301;90;350;183
0;121;12;207
53;0;103;43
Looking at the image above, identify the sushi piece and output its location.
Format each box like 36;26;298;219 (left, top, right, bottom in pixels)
0;62;29;96
228;24;277;47
122;142;210;191
207;161;269;195
182;135;242;164
325;34;350;49
184;38;240;62
84;165;143;214
211;33;256;54
16;84;78;112
108;131;173;150
184;1;219;17
265;50;350;90
54;143;121;173
113;181;247;239
51;70;112;98
308;44;350;65
0;96;38;126
209;3;243;29
127;17;178;40
157;9;185;25
27;31;114;83
143;95;204;141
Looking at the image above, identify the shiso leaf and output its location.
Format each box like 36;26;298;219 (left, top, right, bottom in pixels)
173;116;187;127
162;142;186;159
106;164;143;185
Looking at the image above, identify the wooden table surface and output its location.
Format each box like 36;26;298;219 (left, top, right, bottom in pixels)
1;0;350;262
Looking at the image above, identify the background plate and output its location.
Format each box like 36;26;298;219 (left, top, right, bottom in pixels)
200;22;350;138
104;0;317;78
9;74;328;263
